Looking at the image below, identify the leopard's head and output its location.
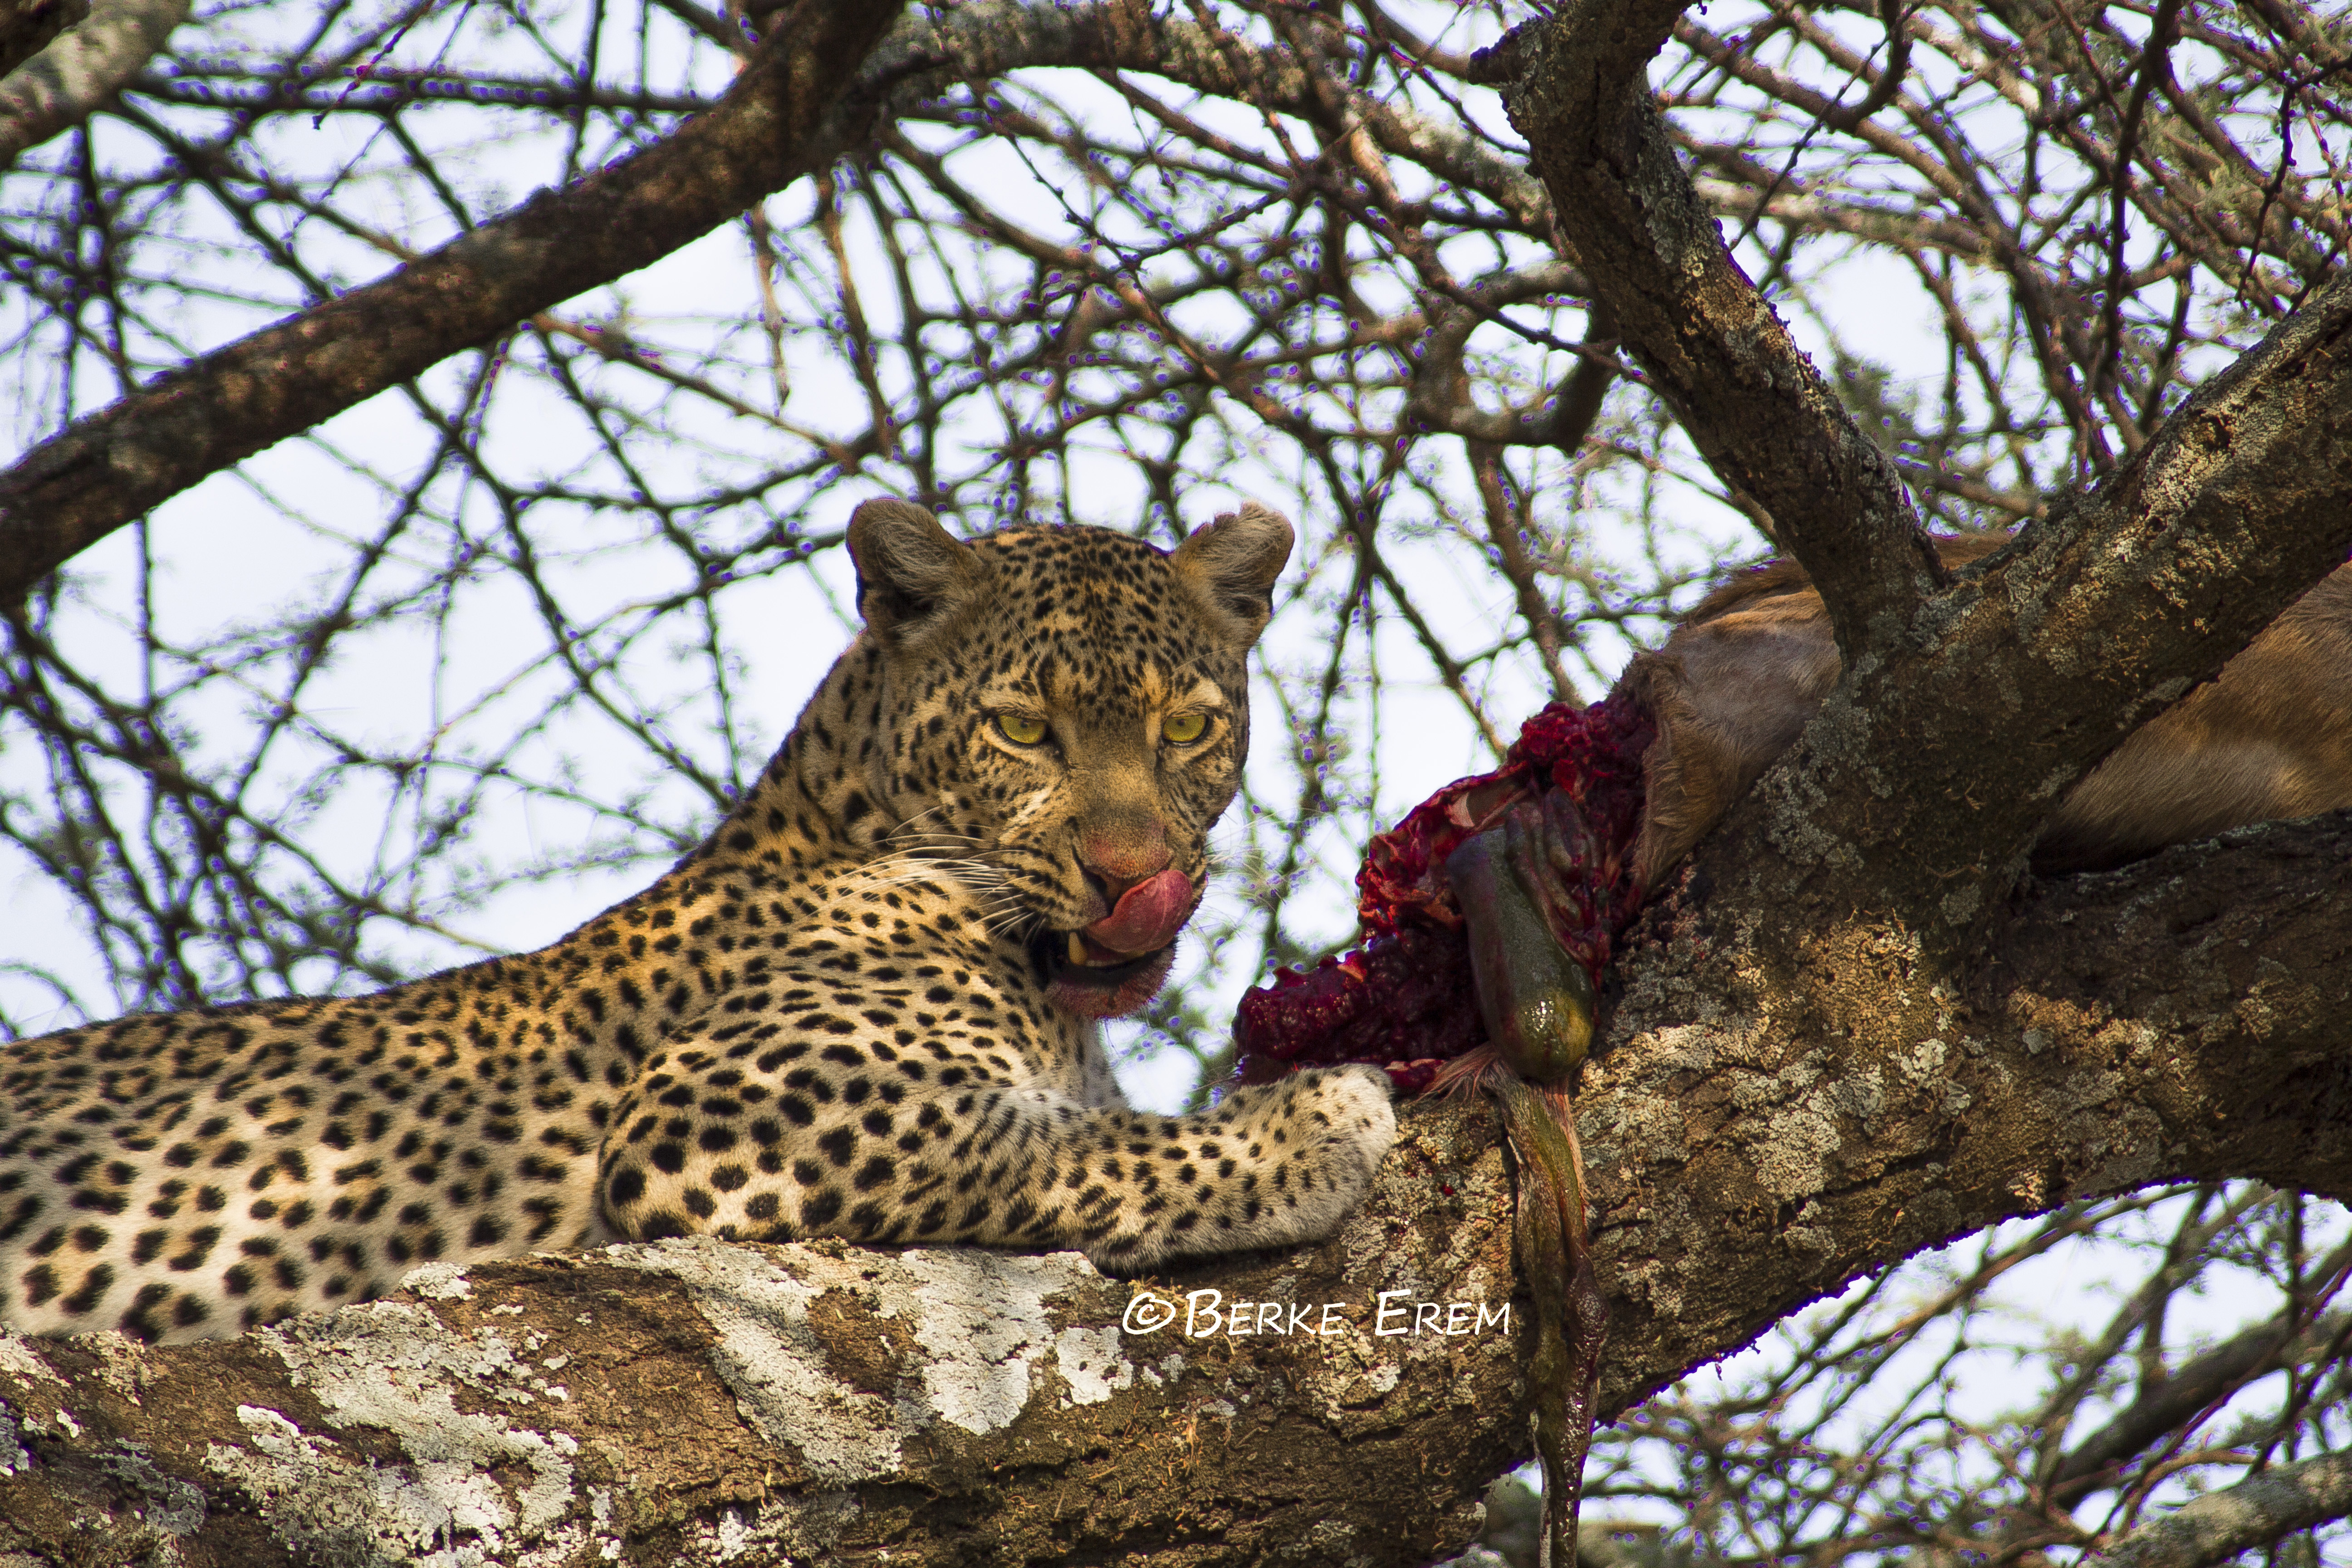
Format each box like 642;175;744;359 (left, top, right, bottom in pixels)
846;499;1291;1017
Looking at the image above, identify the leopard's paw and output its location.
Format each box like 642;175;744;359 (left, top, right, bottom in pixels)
1080;1066;1397;1274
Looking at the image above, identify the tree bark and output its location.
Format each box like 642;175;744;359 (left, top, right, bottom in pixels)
2082;1451;2352;1568
0;814;2346;1565
0;0;173;160
0;0;87;86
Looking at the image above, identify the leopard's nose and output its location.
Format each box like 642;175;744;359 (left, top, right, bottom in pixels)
1078;827;1172;906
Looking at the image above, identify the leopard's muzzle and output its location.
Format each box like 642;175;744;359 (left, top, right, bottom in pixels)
1036;867;1196;1018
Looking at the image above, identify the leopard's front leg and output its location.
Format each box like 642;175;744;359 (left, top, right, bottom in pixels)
1063;1065;1398;1273
595;1042;1396;1271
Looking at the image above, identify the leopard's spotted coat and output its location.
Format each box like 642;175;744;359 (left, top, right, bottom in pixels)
0;501;1397;1343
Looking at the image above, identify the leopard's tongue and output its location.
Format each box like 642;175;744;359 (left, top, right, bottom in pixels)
1081;868;1194;958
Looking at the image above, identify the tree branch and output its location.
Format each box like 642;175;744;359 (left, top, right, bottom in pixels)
1471;0;1945;658
0;0;87;86
1477;1;2352;953
0;0;176;162
2051;1310;2350;1500
1581;810;2352;1421
0;1107;1535;1566
0;0;1583;603
1695;269;2352;945
0;0;906;605
2081;1451;2352;1568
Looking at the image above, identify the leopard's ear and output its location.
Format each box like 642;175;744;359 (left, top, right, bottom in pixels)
1172;501;1294;642
846;499;985;640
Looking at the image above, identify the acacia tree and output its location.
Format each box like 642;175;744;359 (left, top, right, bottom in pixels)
0;0;2347;1563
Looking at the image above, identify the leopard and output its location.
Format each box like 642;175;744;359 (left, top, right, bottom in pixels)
1619;533;2352;890
0;499;1399;1345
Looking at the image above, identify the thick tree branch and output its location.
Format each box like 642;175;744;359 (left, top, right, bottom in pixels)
2081;1451;2352;1568
1697;270;2352;946
0;0;87;85
0;0;176;161
1581;810;2352;1422
0;0;905;605
1;813;2346;1563
0;1109;1535;1566
1471;1;1945;657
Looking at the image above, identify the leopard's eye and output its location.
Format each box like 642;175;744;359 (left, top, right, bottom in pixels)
1161;712;1209;745
994;714;1048;746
